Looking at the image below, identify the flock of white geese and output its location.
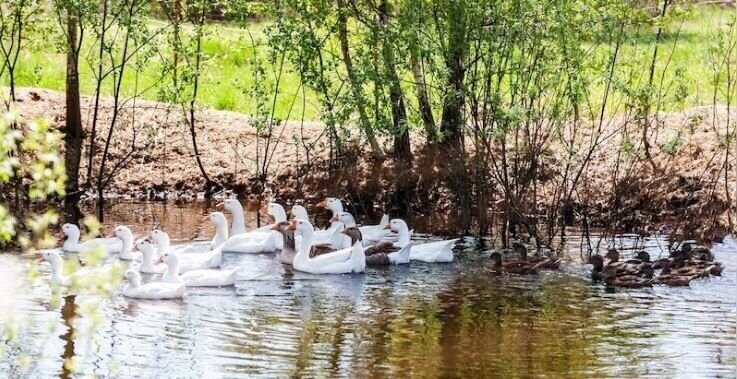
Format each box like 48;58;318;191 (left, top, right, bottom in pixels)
40;197;459;300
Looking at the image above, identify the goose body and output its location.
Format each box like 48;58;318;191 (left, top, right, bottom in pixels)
291;219;366;274
272;221;297;264
123;270;185;300
135;239;167;274
343;226;411;265
333;212;388;246
161;252;236;287
111;225;139;261
60;223;122;255
149;229;222;270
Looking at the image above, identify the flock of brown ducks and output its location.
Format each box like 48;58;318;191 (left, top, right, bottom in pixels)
485;241;723;289
589;243;723;288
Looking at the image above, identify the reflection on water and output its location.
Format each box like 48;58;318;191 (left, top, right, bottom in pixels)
1;201;735;378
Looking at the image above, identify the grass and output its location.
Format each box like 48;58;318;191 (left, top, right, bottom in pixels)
3;5;734;122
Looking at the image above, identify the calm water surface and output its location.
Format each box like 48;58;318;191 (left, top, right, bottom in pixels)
1;201;735;378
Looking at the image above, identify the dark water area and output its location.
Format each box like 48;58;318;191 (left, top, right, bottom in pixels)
1;201;736;378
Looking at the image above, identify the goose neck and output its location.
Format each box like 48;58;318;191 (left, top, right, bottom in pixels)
163;256;180;282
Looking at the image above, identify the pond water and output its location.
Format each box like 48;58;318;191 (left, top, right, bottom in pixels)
1;201;735;378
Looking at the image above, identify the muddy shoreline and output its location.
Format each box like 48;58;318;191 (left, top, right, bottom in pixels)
12;87;736;241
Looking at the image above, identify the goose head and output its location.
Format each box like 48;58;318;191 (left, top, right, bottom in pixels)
341;226;363;245
112;225;134;244
161;251;178;267
271;221;291;233
135;239;156;258
318;197;343;214
386;219;411;244
261;203;287;222
291;205;308;220
60;223;81;241
219;199;243;214
149;229;170;247
41;250;63;269
288;218;314;235
207;212;228;227
125;270;141;287
332;212;356;228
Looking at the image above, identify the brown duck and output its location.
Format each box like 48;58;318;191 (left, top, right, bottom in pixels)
487;252;548;275
513;241;561;270
601;266;652;288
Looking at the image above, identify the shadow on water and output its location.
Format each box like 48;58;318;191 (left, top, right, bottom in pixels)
60;295;76;379
5;201;736;378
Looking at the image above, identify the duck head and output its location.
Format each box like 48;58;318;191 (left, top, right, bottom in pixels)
149;229;169;246
60;223;81;244
589;254;605;272
634;251;651;262
604;248;620;263
512;240;528;260
489;252;503;267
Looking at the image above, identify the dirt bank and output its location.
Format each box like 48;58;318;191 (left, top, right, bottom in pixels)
11;87;736;240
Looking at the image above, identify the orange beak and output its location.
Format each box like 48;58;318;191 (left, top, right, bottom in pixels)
259;204;268;215
37;256;45;263
106;233;116;238
215;202;224;210
340;229;349;235
201;215;210;222
330;214;339;222
287;220;297;231
56;230;65;239
383;224;392;230
317;199;327;208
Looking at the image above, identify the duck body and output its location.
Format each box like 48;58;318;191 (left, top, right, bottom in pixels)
150;229;222;270
343;226;411;265
487;252;544;275
123;270;185;300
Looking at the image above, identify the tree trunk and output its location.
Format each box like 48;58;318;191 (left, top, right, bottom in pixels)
439;2;467;151
336;0;383;159
409;42;437;144
378;1;412;162
63;9;83;224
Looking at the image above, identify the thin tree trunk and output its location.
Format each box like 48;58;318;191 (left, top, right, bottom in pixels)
643;0;670;173
409;42;437;143
378;0;412;162
336;0;383;159
63;8;83;224
85;0;109;189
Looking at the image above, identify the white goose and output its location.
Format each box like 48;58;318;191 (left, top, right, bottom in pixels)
161;252;236;287
208;212;282;254
253;203;289;232
219;199;246;236
389;219;457;263
135;239;167;274
149;229;222;270
291;204;309;221
40;251;74;287
206;212;229;249
291;219;366;274
122;270;185;300
60;223;122;255
110;225;139;260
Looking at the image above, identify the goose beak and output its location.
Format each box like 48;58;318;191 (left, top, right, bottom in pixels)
37;256;45;263
317;199;327;208
330;214;339;222
383;224;391;230
340;229;349;235
259;205;268;215
106;233;116;238
287;220;297;231
271;223;282;231
201;215;210;222
56;230;65;239
215;202;224;210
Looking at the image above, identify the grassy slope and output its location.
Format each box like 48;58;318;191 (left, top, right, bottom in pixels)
5;5;734;122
